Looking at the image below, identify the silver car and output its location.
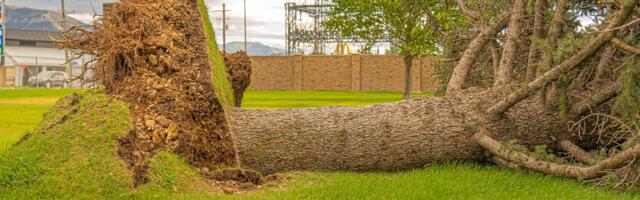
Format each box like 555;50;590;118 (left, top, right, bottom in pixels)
28;71;68;88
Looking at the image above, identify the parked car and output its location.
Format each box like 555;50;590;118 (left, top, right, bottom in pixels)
28;71;68;88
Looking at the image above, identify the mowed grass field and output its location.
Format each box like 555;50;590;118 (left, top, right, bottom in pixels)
0;89;78;151
1;89;639;199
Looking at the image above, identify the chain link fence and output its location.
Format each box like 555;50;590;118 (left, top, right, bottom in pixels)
1;55;91;88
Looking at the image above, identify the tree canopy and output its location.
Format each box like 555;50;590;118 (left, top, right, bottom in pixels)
324;0;462;56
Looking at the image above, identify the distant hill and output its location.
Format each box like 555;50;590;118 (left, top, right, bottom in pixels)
7;0;116;15
6;6;88;32
221;42;285;56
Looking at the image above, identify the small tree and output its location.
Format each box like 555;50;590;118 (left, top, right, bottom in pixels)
325;0;456;98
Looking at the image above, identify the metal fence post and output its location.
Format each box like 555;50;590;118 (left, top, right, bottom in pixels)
35;57;39;87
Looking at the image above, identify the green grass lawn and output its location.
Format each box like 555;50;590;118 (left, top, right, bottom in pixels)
0;89;639;199
242;90;433;109
0;89;77;151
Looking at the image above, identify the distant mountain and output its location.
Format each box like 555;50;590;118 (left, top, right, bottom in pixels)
7;0;117;15
221;42;285;56
6;6;88;32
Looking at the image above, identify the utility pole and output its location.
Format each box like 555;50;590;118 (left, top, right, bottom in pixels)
61;0;72;88
244;0;247;51
223;3;227;53
214;4;230;53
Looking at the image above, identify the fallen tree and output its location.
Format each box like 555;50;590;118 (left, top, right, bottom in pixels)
232;87;566;172
59;0;640;190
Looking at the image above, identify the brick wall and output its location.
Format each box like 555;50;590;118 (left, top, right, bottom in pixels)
249;55;440;93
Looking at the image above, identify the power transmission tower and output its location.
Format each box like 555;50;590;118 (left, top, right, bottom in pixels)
213;4;231;53
285;0;390;55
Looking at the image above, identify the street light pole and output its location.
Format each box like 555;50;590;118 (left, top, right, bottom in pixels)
213;4;230;53
61;0;72;88
244;0;247;52
222;3;226;53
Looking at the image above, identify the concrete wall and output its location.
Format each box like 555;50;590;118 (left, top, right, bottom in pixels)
249;55;440;93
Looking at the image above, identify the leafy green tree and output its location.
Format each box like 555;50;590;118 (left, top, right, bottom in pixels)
325;0;459;98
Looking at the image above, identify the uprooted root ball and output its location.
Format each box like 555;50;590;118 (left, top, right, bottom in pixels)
62;0;240;185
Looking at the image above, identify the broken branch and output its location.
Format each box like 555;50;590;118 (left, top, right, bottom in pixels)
612;37;640;55
475;129;640;179
558;139;596;165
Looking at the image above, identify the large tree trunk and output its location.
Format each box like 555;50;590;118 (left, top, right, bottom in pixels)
494;0;526;86
231;88;566;173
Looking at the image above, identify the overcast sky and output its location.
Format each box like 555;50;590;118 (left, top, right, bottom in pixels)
206;0;288;48
6;0;290;49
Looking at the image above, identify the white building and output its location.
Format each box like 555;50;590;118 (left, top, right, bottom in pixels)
5;29;88;87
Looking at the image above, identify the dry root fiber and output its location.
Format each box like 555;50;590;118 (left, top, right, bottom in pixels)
62;0;240;186
223;51;253;107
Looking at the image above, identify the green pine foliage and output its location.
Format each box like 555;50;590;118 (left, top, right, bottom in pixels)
614;56;640;131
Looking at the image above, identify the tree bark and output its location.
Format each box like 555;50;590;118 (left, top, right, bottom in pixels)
454;0;482;22
446;13;509;94
490;41;500;76
230;88;568;173
525;0;547;82
569;82;621;119
494;0;526;86
595;45;617;80
403;55;414;99
559;139;595;165
612;37;640;55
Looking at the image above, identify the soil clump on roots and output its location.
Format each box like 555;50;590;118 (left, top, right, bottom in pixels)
223;51;253;107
